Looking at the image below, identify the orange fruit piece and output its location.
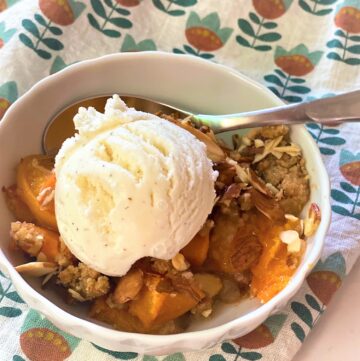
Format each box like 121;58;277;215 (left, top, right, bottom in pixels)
2;185;35;223
37;226;60;262
181;229;210;267
129;274;202;328
16;155;57;230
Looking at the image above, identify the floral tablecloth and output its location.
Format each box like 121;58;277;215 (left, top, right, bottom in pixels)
0;0;359;360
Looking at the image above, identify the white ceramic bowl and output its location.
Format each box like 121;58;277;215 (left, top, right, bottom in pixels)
0;52;331;355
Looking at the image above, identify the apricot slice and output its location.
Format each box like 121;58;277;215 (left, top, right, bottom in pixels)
38;227;60;262
10;221;60;262
181;230;210;267
16;155;57;230
90;297;149;333
129;275;201;328
2;185;35;222
251;221;302;302
181;220;213;267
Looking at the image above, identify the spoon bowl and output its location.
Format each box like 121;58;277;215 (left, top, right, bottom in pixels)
43;95;190;154
43;89;360;155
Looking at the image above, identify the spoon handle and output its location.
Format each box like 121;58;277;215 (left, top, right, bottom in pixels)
194;90;360;133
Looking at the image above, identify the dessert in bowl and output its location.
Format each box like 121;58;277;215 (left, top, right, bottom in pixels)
0;52;331;354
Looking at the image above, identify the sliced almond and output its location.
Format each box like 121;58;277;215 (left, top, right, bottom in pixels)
279;230;302;253
265;182;280;196
170;118;226;162
193;273;223;298
304;203;321;237
226;159;250;184
68;288;86;302
242;136;252;146
201;309;213;318
273;143;301;157
249;188;284;221
253;136;283;163
219;183;245;205
254;139;264;148
41;270;57;286
171;253;190;272
16;261;57;277
284;214;299;222
113;269;144;304
248;169;270;195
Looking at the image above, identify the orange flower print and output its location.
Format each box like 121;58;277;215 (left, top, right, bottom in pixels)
335;5;360;33
307;271;341;305
307;252;346;305
264;45;322;103
186;27;222;52
340;150;360;186
174;12;233;59
274;44;322;76
327;1;360;65
0;21;17;49
233;325;274;349
233;314;287;349
39;0;74;26
0;97;10;119
16;310;80;361
0;0;6;12
20;328;71;361
331;150;360;218
116;0;142;6
0;81;18;120
253;0;293;19
291;253;346;342
19;0;85;59
236;0;292;51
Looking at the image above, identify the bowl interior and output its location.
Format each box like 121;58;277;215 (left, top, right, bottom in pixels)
0;53;329;337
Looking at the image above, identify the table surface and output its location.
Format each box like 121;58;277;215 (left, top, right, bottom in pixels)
293;259;360;361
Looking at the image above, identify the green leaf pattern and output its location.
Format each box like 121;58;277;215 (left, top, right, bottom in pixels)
152;0;197;16
88;0;132;38
299;0;337;16
0;273;24;322
236;14;282;52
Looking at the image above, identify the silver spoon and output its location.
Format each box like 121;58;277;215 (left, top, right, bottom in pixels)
43;90;360;155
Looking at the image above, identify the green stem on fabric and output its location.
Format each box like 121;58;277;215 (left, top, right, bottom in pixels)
316;124;323;143
234;347;242;361
312;309;323;327
351;186;360;215
342;32;348;60
0;283;11;303
251;17;264;48
281;74;290;97
166;0;173;11
101;4;116;30
34;20;51;50
312;0;318;13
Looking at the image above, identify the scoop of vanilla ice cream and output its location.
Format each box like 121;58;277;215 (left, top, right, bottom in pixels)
55;95;217;276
